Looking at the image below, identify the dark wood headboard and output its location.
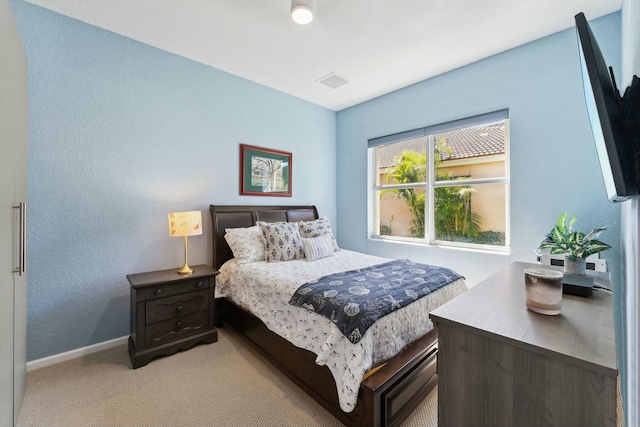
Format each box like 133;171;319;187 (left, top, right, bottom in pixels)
209;205;319;270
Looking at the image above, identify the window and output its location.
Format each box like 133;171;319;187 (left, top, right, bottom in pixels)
370;110;509;250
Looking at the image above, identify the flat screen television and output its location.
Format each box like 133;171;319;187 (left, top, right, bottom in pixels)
575;12;639;202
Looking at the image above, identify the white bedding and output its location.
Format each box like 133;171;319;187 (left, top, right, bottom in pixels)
216;249;467;412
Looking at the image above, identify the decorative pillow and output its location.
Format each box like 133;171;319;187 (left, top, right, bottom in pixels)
297;217;339;252
301;235;335;262
224;226;265;264
258;221;305;262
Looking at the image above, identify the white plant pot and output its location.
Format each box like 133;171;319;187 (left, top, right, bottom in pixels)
564;257;587;275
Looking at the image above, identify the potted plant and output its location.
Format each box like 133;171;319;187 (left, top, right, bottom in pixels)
538;212;611;275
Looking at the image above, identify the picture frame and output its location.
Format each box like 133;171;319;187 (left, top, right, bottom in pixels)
240;144;292;197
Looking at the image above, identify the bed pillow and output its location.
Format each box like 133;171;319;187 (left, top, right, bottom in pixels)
258;221;305;262
301;235;335;262
297;217;339;252
224;225;266;264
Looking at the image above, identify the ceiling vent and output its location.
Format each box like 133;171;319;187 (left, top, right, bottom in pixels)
317;73;349;89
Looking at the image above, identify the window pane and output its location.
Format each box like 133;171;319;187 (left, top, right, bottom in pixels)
434;122;506;181
434;183;507;246
376;188;426;238
377;137;427;186
370;112;509;249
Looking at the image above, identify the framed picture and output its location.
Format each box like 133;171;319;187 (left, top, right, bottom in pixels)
240;144;292;197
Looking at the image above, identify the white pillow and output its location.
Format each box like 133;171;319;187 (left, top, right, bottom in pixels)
297;217;339;252
224;226;265;264
258;221;305;262
301;234;335;261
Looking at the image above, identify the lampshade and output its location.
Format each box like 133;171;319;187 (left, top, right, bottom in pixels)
291;0;313;25
168;211;202;237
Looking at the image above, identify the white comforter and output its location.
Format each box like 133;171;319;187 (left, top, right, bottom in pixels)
216;249;467;412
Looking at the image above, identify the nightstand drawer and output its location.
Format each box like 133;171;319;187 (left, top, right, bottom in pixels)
146;291;208;324
144;277;209;300
146;310;209;347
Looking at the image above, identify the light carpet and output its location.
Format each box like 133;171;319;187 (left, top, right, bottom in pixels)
17;327;437;427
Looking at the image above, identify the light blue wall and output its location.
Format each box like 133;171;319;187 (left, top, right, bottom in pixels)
336;9;624;361
12;1;337;361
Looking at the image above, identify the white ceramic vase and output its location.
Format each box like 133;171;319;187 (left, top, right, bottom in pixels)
564;256;587;275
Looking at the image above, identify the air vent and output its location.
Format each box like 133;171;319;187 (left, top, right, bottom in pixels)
317;73;349;89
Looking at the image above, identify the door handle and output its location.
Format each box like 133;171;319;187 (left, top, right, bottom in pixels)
13;202;26;276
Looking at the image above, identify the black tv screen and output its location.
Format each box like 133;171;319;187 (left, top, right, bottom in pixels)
575;12;639;202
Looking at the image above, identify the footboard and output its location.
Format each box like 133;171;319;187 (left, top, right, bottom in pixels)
217;298;438;427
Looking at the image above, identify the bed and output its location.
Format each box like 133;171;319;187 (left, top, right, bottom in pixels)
210;205;466;427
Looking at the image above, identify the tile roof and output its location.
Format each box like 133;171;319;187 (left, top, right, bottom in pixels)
378;123;506;168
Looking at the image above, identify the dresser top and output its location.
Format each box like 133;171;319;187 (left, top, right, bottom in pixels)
430;262;617;376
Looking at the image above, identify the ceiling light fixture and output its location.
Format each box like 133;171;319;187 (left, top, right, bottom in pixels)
291;0;313;25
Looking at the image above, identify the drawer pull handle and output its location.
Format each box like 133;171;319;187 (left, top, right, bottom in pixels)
176;321;182;328
155;289;162;295
177;305;183;312
197;281;203;287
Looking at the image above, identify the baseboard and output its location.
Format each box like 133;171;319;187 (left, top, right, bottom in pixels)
27;335;129;372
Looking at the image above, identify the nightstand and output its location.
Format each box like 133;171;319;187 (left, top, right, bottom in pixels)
127;264;218;368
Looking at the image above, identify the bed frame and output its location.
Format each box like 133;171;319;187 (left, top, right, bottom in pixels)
210;205;439;427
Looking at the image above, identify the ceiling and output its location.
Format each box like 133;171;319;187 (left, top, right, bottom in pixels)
24;0;621;111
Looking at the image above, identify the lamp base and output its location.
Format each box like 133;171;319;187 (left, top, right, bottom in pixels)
177;235;193;275
177;264;193;275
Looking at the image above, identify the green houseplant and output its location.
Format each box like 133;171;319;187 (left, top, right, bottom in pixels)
538;212;611;275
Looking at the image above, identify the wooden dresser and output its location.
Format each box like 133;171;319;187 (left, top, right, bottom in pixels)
430;261;617;427
128;264;218;368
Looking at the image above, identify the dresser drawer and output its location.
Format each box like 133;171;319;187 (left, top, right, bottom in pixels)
146;310;209;347
144;277;209;300
145;290;208;324
383;346;437;425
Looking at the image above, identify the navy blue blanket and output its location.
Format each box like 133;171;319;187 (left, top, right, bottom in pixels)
288;259;463;344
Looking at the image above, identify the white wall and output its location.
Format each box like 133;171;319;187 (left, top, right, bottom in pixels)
620;1;639;425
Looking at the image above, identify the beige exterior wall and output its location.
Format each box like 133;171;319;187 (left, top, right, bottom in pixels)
379;191;419;237
441;160;506;233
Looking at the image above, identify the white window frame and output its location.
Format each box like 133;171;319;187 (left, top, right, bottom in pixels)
369;110;510;252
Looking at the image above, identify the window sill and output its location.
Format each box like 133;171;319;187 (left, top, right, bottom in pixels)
368;235;511;256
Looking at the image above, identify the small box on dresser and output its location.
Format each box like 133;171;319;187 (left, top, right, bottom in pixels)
128;264;218;368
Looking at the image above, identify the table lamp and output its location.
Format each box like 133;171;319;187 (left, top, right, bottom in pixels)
168;210;202;275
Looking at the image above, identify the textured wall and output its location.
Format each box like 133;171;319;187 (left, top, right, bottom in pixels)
336;11;623;347
12;1;337;361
